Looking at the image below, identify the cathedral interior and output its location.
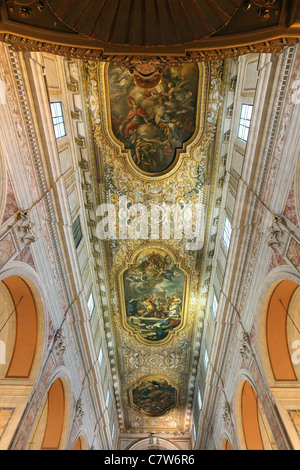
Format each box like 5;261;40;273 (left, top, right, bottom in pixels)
0;0;300;451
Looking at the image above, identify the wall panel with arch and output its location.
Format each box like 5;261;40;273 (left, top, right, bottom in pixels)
0;273;45;449
26;377;71;450
259;276;300;449
235;378;277;450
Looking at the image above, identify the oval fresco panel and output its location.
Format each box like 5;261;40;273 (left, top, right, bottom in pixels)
123;249;185;343
107;63;200;174
130;377;177;417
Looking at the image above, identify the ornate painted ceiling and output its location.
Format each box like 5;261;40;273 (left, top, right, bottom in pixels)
82;58;225;434
0;0;298;439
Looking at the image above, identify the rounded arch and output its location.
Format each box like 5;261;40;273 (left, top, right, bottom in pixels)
26;376;71;450
258;274;300;449
0;268;46;382
220;436;232;450
73;435;86;450
2;276;38;378
235;378;276;450
0;272;46;449
263;279;299;381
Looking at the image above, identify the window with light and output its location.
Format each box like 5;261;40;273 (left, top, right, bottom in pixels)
50;101;66;139
222;216;232;251
212;293;218;319
106;389;110;408
238;104;253;142
204;349;209;370
198;390;202;410
98;347;103;368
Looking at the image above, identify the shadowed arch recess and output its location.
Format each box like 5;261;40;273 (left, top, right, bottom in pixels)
41;379;65;450
2;276;38;378
241;381;264;450
266;279;299;381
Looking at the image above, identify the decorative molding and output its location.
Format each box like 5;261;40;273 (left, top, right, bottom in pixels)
53;328;66;357
1;33;297;64
266;214;288;250
222;401;232;429
75;398;84;422
15;210;37;245
239;332;251;359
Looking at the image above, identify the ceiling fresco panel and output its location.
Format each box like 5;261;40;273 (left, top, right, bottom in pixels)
129;376;179;418
121;248;186;343
107;62;200;175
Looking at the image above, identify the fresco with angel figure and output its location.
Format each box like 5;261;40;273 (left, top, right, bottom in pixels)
108;63;199;174
123;249;185;342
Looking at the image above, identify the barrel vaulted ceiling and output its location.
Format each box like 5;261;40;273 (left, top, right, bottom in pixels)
0;0;299;439
82;58;224;433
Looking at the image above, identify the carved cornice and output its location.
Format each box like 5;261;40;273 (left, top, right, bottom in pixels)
1;33;298;64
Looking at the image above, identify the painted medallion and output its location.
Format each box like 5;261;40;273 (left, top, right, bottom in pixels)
123;249;185;343
130;377;177;417
108;63;199;174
